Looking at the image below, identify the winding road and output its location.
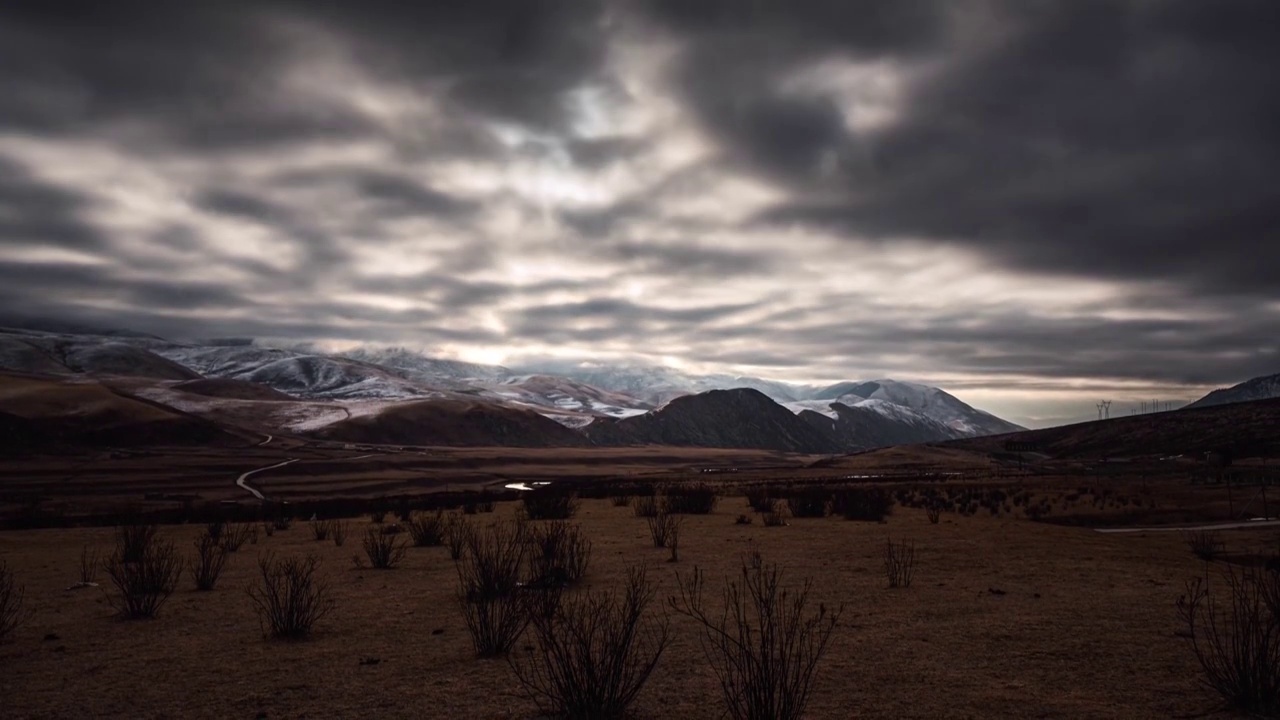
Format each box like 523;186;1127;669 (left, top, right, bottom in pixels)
235;458;298;500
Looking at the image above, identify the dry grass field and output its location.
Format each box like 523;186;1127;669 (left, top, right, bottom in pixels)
3;494;1271;719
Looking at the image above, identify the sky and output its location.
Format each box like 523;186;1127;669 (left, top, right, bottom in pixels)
0;1;1277;428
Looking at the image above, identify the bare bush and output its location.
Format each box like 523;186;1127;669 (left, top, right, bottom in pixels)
405;511;447;547
833;488;894;522
1176;565;1280;716
761;508;789;527
926;503;942;525
646;512;683;549
103;536;183;618
883;538;916;589
527;522;591;587
79;545;99;584
248;554;334;639
456;520;530;657
0;561;26;643
272;515;292;532
262;520;276;537
1186;530;1225;561
331;520;348;547
191;532;230;591
523;490;580;521
220;522;255;552
512;566;670;718
361;526;407;569
310;519;332;542
786;490;829;519
446;514;472;561
205;520;226;543
610;493;633;508
745;486;774;513
663;484;717;515
670;553;843;720
370;509;387;524
633;496;660;518
115;520;157;563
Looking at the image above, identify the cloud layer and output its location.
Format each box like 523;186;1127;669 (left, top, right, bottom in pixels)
1;1;1277;426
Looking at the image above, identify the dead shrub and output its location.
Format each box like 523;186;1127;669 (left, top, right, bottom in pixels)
79;545;99;584
247;554;334;639
512;566;670;719
310;519;332;542
523;489;580;521
369;509;386;524
1187;530;1225;561
1176;565;1280;717
190;532;230;591
786;490;829;519
633;496;660;518
220;522;255;552
527;521;591;587
0;561;27;643
331;520;348;547
361;526;407;569
446;514;472;561
646;512;682;548
833;488;894;522
744;486;774;513
115;519;158;563
610;493;633;508
663;484;718;515
761;508;789;527
102;535;182;618
456;520;531;657
405;511;447;547
926;503;942;525
883;538;916;589
670;552;843;720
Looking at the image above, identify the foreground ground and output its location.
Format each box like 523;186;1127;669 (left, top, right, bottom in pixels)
3;495;1271;719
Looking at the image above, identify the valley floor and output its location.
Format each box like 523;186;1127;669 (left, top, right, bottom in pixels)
2;497;1265;718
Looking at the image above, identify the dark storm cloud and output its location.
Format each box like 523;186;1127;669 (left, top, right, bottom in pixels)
644;0;1280;297
0;0;609;151
0;0;1276;412
0;157;106;252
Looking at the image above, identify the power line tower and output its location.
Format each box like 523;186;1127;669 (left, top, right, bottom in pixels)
1102;400;1111;419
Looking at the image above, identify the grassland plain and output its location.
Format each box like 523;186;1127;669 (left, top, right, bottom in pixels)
0;497;1260;719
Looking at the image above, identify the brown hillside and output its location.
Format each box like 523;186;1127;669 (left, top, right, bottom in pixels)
949;396;1280;458
172;378;297;402
310;398;591;447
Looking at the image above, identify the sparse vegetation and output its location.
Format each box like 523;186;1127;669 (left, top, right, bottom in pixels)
361;526;407;569
1176;565;1280;717
0;561;26;643
455;520;531;657
446;514;472;561
102;533;183;619
310;519;332;541
369;509;386;524
331;520;348;547
646;512;682;548
115;519;158;563
786;490;828;519
1186;530;1225;561
883;538;916;589
663;484;718;515
220;522;255;552
670;552;843;720
247;554;334;640
761;508;788;527
610;493;633;508
512;566;670;719
79;545;98;584
190;532;229;591
527;521;591;587
833;488;894;522
522;489;580;520
405;511;447;547
926;503;942;524
633;495;660;518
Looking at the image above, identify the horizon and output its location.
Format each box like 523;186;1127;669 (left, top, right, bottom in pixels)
1;2;1275;431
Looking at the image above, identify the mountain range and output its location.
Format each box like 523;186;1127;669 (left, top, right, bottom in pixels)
0;325;1023;452
1185;372;1280;410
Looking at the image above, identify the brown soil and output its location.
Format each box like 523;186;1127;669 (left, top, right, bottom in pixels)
1;498;1263;718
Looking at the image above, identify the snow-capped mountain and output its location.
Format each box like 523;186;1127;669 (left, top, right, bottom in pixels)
0;326;1025;449
808;379;1024;437
1186;372;1280;409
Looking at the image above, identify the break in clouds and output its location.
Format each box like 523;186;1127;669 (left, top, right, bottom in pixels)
0;1;1277;426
